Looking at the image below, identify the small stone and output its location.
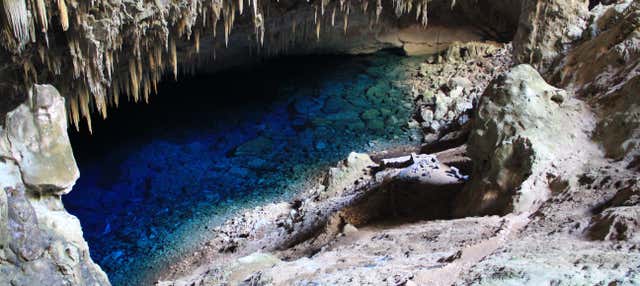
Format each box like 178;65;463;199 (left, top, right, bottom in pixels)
343;224;358;236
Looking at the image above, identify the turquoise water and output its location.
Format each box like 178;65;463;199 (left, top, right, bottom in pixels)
64;51;423;285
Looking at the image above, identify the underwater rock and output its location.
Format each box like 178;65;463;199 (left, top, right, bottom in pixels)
234;136;274;157
322;96;351;114
294;96;324;115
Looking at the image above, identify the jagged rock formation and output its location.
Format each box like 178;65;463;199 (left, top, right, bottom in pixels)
0;85;109;286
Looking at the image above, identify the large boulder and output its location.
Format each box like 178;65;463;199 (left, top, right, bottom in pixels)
456;64;584;216
4;85;79;195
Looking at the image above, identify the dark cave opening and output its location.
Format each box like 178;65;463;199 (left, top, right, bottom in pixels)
63;50;424;284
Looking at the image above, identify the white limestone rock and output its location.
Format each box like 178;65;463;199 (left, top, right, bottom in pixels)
4;85;79;195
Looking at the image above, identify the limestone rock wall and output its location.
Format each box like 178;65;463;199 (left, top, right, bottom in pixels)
0;85;109;286
513;0;590;74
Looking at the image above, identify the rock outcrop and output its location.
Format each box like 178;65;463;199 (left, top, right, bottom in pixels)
0;85;109;286
455;64;592;216
513;0;590;74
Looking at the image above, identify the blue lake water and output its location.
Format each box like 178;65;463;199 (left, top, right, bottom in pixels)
64;51;424;285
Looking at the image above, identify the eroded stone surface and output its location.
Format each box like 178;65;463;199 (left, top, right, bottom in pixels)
0;85;109;286
513;0;590;74
456;64;591;215
5;85;79;195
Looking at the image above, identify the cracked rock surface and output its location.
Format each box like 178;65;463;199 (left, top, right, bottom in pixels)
0;85;109;286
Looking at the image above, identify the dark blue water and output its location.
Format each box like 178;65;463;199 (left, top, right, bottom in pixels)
64;51;423;285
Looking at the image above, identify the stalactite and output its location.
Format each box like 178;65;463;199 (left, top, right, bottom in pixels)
3;0;31;45
105;50;113;81
313;7;321;42
123;76;131;101
69;95;80;131
155;45;163;73
129;59;139;102
344;1;350;34
28;9;35;42
292;17;297;36
238;0;243;15
142;72;150;103
211;14;218;39
256;14;264;46
97;93;107;119
79;87;92;134
331;6;336;27
421;0;428;26
177;17;187;37
251;0;257;21
34;0;48;33
148;52;156;74
112;81;120;108
136;56;142;85
224;7;230;46
170;37;177;80
195;29;200;53
57;0;68;31
151;72;158;95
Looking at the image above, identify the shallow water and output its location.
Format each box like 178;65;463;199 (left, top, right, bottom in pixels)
64;51;424;285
